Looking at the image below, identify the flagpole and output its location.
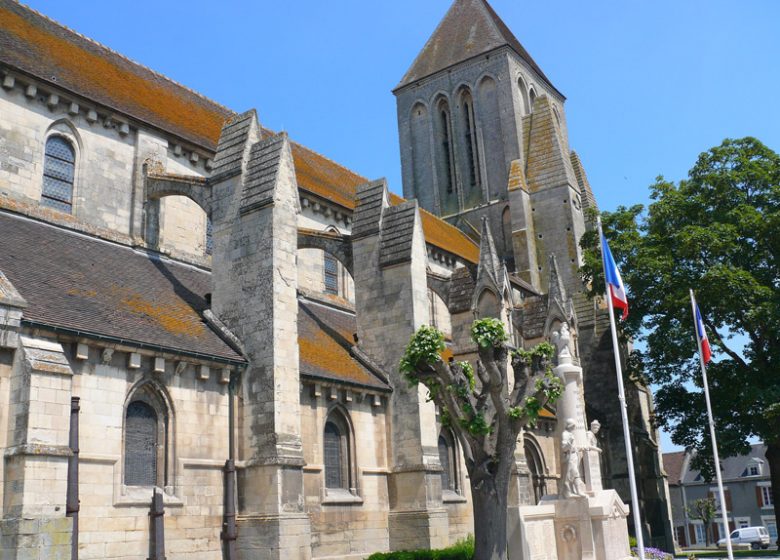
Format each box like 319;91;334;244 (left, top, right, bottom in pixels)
597;217;646;560
689;289;734;559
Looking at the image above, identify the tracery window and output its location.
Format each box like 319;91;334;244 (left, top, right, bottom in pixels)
42;136;75;213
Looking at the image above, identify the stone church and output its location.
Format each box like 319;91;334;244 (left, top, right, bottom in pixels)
0;0;674;558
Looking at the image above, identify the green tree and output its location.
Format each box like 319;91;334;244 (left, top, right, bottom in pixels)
580;137;780;544
687;497;718;546
401;318;562;560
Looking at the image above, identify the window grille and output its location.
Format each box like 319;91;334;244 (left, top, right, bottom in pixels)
42;136;75;213
324;421;343;488
439;108;454;194
324;254;339;295
124;400;158;486
438;435;453;491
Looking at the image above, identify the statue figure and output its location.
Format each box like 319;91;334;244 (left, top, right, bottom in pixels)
551;322;572;360
587;420;602;450
560;418;585;498
101;347;114;364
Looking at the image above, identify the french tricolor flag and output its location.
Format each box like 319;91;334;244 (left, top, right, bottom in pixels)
600;232;629;320
694;302;712;364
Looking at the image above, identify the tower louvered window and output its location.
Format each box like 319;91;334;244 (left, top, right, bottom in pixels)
124;401;158;486
324;254;339;295
439;108;454;194
462;95;480;189
324;421;344;488
42;136;75;213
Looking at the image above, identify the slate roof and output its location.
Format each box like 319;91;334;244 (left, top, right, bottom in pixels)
380;202;417;267
240;133;287;213
396;0;560;96
0;0;480;265
298;299;390;391
0;211;243;362
681;444;770;484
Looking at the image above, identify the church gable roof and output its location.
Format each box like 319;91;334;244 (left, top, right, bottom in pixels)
0;211;243;362
0;0;232;150
396;0;555;92
0;1;479;266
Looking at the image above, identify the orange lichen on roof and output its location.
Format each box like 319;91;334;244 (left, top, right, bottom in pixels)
389;193;479;264
539;407;555;419
298;333;376;386
0;5;229;148
120;290;205;337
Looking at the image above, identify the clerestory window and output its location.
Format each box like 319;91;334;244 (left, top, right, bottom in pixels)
42;136;75;213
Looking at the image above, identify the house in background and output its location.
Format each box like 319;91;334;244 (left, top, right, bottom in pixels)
664;444;776;548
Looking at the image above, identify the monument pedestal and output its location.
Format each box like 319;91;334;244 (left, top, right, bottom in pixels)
514;490;631;560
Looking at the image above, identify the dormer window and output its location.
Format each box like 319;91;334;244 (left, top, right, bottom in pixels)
742;458;763;477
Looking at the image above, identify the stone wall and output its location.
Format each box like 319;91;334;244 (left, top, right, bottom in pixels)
0;79;209;259
300;383;390;558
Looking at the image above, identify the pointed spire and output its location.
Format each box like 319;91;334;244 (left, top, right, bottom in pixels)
477;216;504;287
395;0;558;95
547;254;567;304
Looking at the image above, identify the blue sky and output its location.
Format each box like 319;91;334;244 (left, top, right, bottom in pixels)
24;0;780;451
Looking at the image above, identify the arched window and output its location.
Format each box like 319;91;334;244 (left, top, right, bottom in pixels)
323;408;355;492
123;384;171;488
434;99;456;196
42;136;75;213
460;90;480;189
125;401;159;486
524;437;547;504
438;429;459;493
323;253;339;295
529;88;537;113
518;77;530;115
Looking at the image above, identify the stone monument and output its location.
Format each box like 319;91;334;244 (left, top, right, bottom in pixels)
511;323;631;560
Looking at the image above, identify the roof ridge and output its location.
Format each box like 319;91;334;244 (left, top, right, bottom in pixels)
9;0;235;117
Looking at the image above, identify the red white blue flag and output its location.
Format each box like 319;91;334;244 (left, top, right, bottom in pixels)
600;232;629;320
694;302;712;364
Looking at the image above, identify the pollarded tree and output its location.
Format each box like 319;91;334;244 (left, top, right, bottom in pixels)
401;318;563;560
580;137;780;545
687;497;717;546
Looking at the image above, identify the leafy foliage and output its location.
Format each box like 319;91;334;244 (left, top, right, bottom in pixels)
470;317;509;348
579;138;780;482
400;319;562;560
687;497;717;546
400;325;446;374
366;535;474;560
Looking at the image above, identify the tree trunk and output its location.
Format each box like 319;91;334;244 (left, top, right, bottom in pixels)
766;441;780;548
472;478;509;560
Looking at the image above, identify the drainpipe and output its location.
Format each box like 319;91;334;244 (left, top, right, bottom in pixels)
148;488;166;560
66;397;80;560
221;369;240;559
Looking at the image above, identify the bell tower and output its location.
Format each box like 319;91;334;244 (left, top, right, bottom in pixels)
393;0;569;273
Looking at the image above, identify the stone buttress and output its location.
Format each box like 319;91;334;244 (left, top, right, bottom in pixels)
209;111;311;560
351;179;450;550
